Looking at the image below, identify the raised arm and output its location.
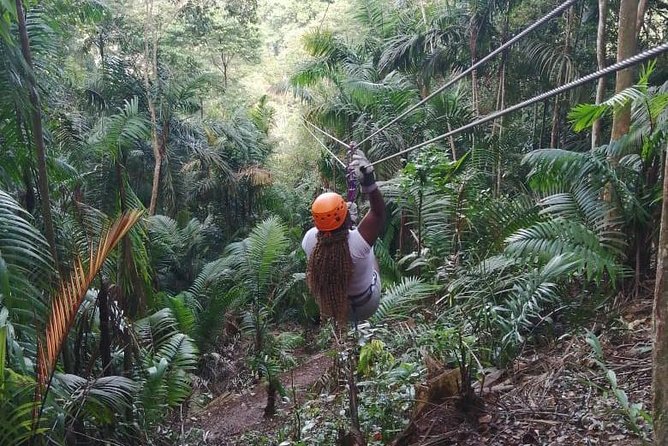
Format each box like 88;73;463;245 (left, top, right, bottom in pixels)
351;150;385;246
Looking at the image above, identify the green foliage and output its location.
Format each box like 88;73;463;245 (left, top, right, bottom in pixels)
358;339;393;377
568;62;660;132
586;332;652;439
54;373;137;424
0;191;53;331
371;277;439;322
505;219;622;281
0;317;45;445
135;308;199;425
1;0;667;443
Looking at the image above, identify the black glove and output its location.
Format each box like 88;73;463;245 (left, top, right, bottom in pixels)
350;150;376;192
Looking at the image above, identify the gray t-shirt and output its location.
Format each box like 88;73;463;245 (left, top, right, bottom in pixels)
302;227;376;296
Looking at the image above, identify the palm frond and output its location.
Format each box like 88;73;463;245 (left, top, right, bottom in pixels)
36;210;142;403
569;86;649;132
504;218;624;281
0;190;53;328
54;374;137;420
371;277;439;322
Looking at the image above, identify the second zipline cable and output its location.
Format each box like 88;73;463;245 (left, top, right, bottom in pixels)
369;42;668;167
356;0;579;146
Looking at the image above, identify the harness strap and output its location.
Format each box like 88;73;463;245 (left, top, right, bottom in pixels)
348;271;377;308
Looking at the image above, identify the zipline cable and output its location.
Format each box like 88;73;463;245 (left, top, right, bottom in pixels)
356;0;579;147
303;119;351;149
302;121;347;168
369;42;668;167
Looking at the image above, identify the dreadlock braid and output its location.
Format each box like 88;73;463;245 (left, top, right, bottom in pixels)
306;229;353;326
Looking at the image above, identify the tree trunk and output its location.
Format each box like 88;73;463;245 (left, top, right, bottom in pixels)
446;120;457;161
610;0;639;142
116;158;145;317
592;0;608;149
264;380;277;418
531;102;539;149
653;142;668;445
539;100;548;148
494;43;506;193
550;6;575;149
550;95;561;148
636;0;648;36
98;280;112;376
144;0;162;215
15;0;59;267
469;26;480;116
493;0;510;139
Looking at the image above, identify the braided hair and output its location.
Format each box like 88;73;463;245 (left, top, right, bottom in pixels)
306;228;352;326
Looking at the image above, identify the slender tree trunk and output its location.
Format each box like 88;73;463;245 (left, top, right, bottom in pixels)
653;142;668;445
550;95;561;148
446;120;457;161
15;108;35;213
610;0;639;141
98;280;112;376
531;102;539;149
592;0;608;149
222;60;228;89
264;381;277;418
417;189;423;256
116;159;145;317
493;3;509;196
493;0;510;139
636;0;648;36
539;100;548;148
144;0;162;215
469;26;480;116
73;314;87;375
15;0;59;267
550;6;575;149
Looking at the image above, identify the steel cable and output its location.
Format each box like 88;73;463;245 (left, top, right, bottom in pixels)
369;42;668;167
302;121;347;168
303;119;351;149
355;0;579;147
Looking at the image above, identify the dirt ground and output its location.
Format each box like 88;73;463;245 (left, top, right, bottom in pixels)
191;294;653;445
192;352;333;443
397;296;653;445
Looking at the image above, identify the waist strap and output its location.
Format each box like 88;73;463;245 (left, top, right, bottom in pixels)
348;272;377;308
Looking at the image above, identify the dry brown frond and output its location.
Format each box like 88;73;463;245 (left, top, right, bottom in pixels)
34;210;142;407
236;166;273;186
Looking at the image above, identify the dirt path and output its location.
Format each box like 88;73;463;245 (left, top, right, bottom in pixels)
194;352;333;442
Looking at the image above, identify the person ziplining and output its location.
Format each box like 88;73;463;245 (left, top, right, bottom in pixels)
299;40;668;326
299;0;668;327
302;150;385;326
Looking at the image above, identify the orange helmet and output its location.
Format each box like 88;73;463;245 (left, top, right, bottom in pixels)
311;192;347;232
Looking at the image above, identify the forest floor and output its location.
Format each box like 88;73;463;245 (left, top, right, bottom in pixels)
190;293;653;445
190;351;333;444
396;294;653;445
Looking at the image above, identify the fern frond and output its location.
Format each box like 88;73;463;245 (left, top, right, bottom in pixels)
371;277;439;322
504;218;624;281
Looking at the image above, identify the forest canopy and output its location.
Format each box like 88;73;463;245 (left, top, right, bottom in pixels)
0;0;667;444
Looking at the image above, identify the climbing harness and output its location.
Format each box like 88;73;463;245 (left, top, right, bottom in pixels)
348;271;378;310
